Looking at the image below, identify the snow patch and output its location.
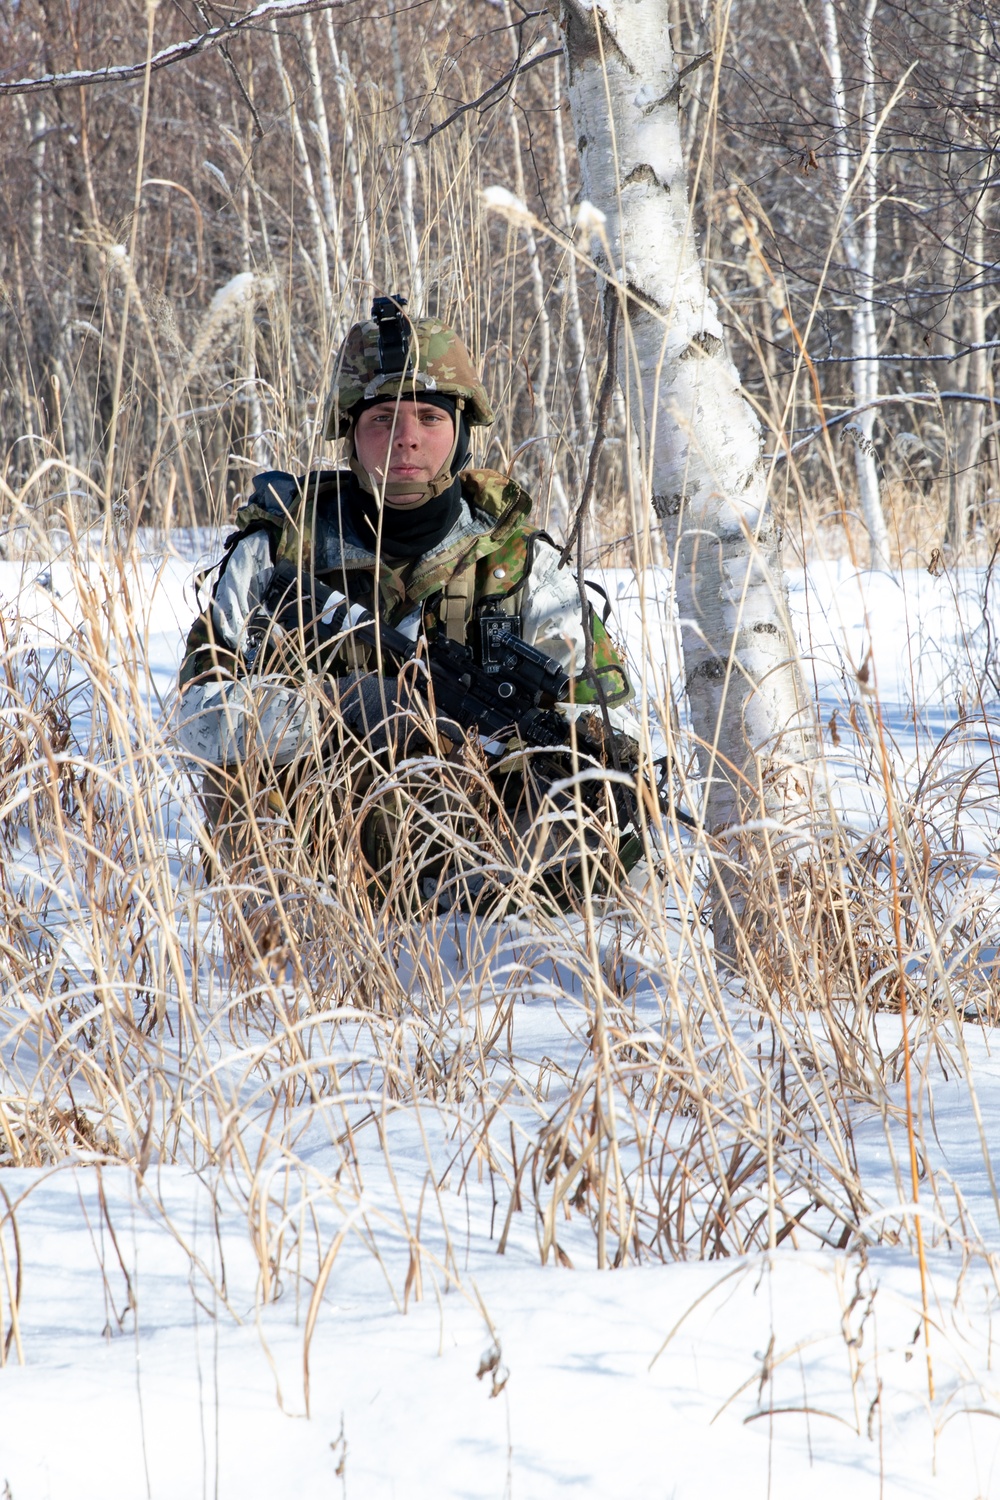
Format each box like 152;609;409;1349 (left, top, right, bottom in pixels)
480;185;532;223
575;199;607;234
208;270;256;315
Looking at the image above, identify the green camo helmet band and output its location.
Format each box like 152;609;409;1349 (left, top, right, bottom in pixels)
325;302;495;439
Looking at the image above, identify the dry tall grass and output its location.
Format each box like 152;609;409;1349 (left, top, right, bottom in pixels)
2;433;1000;1335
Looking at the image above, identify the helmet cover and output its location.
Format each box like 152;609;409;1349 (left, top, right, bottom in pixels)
326;299;495;438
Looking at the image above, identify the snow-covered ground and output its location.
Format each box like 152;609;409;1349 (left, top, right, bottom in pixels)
2;538;1000;1498
5;1166;1000;1499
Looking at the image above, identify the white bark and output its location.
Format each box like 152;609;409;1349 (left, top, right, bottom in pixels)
322;16;373;291
552;58;592;436
389;1;423;312
823;0;890;567
503;2;570;531
946;13;990;551
949;233;988;553
270;28;332;329
303;13;351;301
26;103;45;267
556;0;813;856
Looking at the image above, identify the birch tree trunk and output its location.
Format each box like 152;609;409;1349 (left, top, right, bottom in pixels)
554;0;814;941
322;15;373;293
270;29;332;332
389;0;423;313
502;2;570;531
945;11;990;552
552;56;593;437
823;0;890;569
303;13;351;303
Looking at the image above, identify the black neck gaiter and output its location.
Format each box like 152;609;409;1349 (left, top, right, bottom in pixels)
352;474;463;559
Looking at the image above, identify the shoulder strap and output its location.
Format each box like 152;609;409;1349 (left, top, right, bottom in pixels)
582;575;614;625
439;572;473;641
193;471;299;604
438;518;543;641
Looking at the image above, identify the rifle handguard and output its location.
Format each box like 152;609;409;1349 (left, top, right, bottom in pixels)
248;560;697;831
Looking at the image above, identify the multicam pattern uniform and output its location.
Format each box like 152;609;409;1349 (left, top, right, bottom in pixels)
325;315;495;436
177;467;634;769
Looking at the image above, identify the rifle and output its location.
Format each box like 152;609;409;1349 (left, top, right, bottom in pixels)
250;560;697;835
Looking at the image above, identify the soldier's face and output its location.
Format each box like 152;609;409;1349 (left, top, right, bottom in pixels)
354;399;455;504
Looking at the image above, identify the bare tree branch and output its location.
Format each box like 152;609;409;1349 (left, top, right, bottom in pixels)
191;0;266;138
774;391;1000;461
415;40;561;146
800;341;1000;367
558;298;619;568
0;0;349;97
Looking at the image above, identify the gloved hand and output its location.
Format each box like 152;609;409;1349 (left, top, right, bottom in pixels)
321;667;466;762
576;711;641;770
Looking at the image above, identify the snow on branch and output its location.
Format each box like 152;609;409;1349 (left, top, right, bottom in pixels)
0;0;348;97
775;390;999;462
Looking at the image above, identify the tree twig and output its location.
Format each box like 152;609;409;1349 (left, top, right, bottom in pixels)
772;390;999;462
415;42;561;146
0;0;349;97
192;0;266;139
796;341;1000;367
559;296;620;568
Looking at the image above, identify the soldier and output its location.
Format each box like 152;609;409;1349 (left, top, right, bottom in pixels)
177;297;640;909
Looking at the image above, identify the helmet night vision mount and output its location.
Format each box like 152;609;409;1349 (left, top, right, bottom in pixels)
371;294;412;378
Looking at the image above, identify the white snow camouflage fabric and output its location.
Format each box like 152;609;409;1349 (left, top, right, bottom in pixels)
177;478;636;769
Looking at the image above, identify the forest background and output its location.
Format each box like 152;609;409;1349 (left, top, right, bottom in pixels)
1;0;994;560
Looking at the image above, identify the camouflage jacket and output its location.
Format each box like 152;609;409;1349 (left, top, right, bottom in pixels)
177;468;633;768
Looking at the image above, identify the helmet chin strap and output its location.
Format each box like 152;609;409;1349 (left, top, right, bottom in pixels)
348;399;464;509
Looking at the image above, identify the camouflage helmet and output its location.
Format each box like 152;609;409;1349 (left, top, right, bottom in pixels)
325;296;495;438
